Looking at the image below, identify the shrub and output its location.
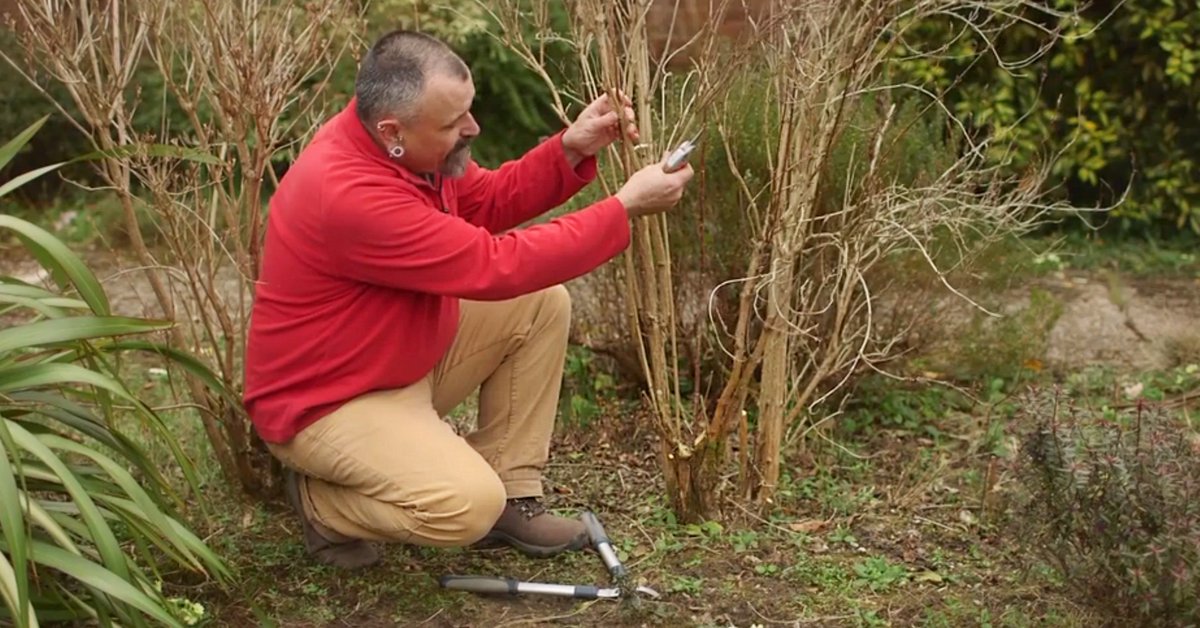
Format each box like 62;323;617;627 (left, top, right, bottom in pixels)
1012;388;1200;625
890;0;1200;235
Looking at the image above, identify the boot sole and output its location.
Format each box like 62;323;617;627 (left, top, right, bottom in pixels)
477;529;589;558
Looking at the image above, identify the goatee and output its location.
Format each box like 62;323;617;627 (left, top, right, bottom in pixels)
441;141;472;177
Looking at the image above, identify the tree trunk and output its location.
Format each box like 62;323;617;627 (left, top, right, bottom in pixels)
659;440;722;523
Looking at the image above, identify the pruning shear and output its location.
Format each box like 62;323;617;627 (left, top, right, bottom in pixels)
663;134;700;173
438;511;661;601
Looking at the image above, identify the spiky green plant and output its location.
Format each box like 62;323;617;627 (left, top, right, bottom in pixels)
1;116;230;627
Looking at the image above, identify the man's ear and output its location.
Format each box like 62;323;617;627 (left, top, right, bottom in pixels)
375;119;404;146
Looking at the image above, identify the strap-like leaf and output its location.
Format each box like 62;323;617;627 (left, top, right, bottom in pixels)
0;295;73;319
90;495;232;583
38;434;221;576
0;419;34;628
4;421;130;583
0;316;173;354
6;394;167;497
0;161;68;199
22;497;83;558
24;540;181;628
0;363;134;398
0;115;49;172
0;551;39;628
102;340;240;408
0;216;108;316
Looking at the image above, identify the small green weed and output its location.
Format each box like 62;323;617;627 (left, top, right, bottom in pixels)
728;529;760;552
785;558;852;589
853;556;910;592
828;525;859;548
666;574;704;595
754;562;781;577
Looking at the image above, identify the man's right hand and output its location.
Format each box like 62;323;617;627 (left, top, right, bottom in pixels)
615;157;695;219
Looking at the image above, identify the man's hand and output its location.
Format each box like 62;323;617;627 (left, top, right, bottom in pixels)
616;155;694;219
561;92;639;167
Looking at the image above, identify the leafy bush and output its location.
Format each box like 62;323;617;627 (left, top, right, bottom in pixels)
1012;389;1199;625
1;119;230;626
891;0;1200;234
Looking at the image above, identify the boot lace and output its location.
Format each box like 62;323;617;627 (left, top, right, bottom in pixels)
511;497;546;519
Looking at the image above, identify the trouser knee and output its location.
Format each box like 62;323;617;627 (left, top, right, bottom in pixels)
408;472;506;546
539;284;571;325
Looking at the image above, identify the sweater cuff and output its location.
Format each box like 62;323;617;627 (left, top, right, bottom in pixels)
544;129;598;185
595;195;632;253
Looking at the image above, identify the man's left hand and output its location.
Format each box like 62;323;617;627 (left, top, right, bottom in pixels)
562;92;639;167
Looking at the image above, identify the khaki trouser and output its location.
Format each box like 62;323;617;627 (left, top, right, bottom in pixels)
267;285;570;547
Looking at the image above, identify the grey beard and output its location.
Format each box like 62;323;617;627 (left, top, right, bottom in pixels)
440;145;471;177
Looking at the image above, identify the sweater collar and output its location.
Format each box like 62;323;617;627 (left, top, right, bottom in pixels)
333;98;438;190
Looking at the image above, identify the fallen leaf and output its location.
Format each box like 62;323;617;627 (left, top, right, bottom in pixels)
788;519;827;534
913;571;944;584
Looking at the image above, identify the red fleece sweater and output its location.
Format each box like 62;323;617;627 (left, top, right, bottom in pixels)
243;102;631;443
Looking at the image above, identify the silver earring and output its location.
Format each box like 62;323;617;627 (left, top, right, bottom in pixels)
389;145;405;159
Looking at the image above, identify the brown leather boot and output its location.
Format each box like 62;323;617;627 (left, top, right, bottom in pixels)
477;497;588;558
283;469;379;569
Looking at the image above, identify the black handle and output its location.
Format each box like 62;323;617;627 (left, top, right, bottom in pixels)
438;575;518;596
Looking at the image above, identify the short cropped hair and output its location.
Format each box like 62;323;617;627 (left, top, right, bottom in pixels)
355;30;469;125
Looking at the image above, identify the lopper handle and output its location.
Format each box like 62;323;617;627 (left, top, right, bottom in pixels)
438;575;518;596
439;575;605;599
581;511;610;545
581;511;628;580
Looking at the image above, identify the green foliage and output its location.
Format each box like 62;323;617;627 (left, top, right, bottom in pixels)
839;376;972;437
891;0;1200;234
0;118;230;626
961;288;1062;379
853;556;910;592
1013;389;1200;624
1046;231;1200;278
558;345;619;428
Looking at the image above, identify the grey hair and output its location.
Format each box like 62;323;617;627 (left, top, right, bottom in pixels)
354;30;470;126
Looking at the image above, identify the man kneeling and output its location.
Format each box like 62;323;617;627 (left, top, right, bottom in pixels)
242;30;694;568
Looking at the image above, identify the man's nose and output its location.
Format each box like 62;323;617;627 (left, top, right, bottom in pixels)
463;113;481;138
